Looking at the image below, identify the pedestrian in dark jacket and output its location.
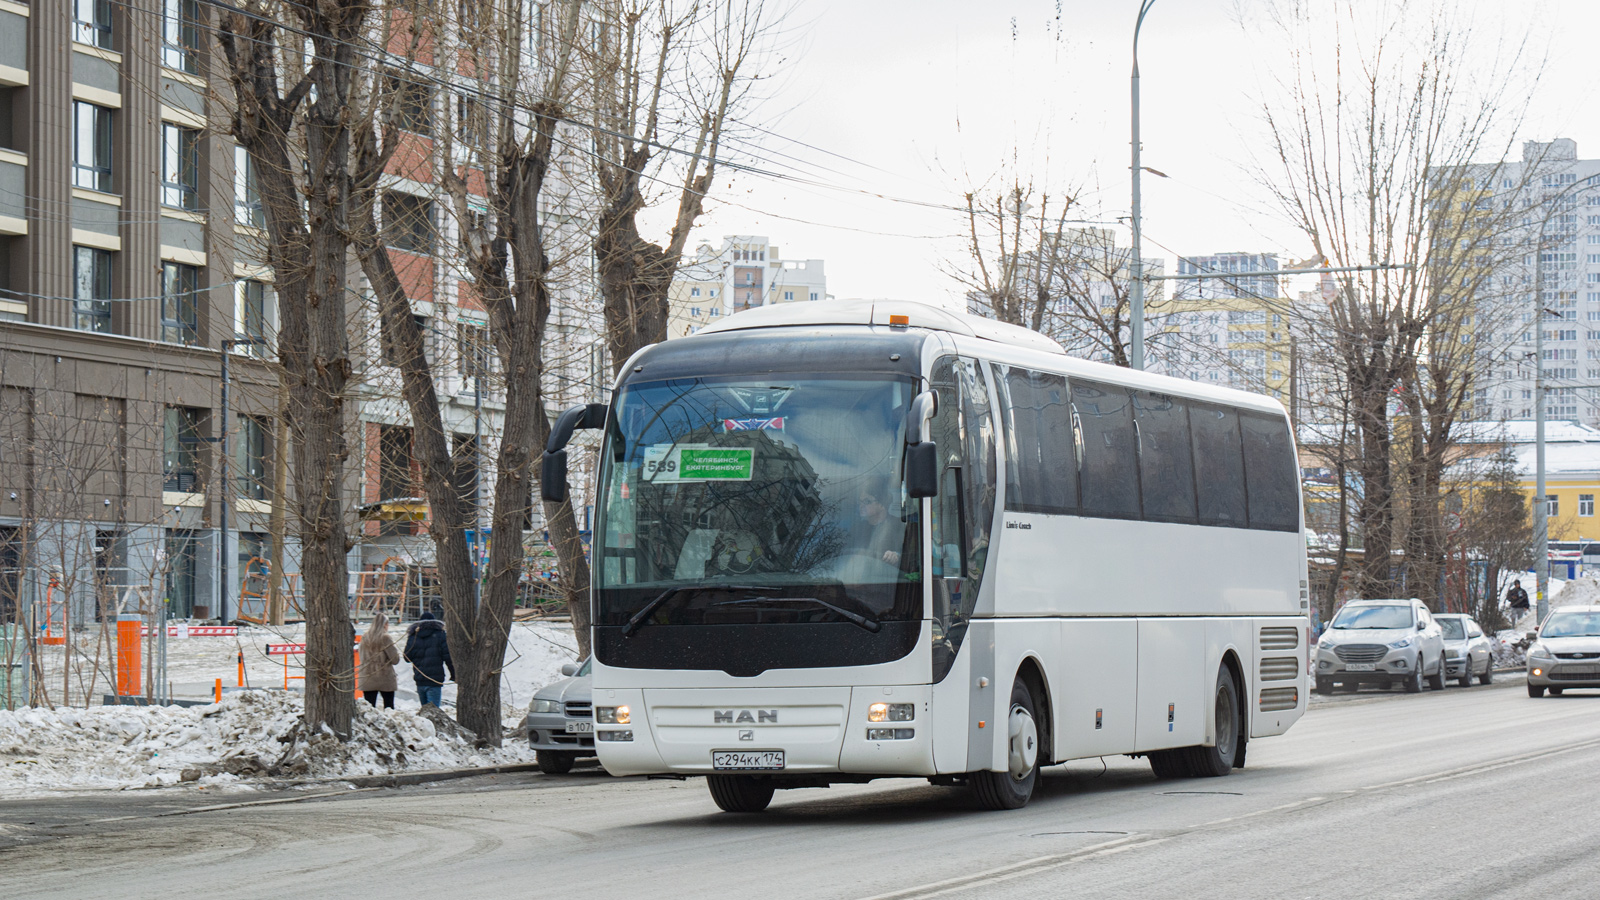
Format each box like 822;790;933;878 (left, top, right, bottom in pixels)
403;612;454;707
1504;576;1529;611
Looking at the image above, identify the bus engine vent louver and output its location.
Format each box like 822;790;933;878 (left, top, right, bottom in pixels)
1259;687;1298;712
1259;626;1299;651
1259;657;1300;682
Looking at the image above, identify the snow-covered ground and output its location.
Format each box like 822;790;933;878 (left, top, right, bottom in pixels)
0;690;536;798
2;620;582;798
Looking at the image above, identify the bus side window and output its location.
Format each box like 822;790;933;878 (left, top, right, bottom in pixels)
1133;391;1197;524
1070;380;1140;519
1240;413;1299;531
998;365;1078;514
1191;404;1247;527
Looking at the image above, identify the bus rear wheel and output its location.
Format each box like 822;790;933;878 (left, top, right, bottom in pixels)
1148;664;1240;779
707;775;775;813
970;679;1040;810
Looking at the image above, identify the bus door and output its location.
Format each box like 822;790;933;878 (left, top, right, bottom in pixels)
926;356;997;773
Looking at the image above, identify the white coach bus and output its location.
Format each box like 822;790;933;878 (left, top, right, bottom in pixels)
541;300;1308;812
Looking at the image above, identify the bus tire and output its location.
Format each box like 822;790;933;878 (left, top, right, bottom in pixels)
1186;665;1241;778
970;679;1040;810
1147;749;1188;779
707;775;775;813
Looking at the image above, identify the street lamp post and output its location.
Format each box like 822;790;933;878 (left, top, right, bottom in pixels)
1129;0;1155;371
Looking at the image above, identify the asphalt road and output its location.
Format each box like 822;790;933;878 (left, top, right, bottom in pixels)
4;673;1597;900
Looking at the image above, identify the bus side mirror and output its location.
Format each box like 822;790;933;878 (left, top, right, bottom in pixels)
906;441;938;498
540;402;608;503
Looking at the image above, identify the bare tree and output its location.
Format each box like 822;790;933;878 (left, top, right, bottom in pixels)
585;0;776;373
215;1;365;737
1250;0;1545;603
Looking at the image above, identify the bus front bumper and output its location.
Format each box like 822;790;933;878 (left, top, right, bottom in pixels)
592;685;936;778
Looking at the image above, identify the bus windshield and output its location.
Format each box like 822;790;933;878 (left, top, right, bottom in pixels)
594;375;922;629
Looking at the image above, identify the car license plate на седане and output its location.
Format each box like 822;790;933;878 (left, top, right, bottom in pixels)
565;722;594;734
712;750;785;770
1345;663;1377;672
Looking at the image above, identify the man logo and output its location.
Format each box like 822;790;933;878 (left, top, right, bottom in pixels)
714;709;778;724
738;730;754;741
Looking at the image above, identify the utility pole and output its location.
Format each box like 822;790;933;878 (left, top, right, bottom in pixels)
1533;224;1550;626
1129;0;1155;371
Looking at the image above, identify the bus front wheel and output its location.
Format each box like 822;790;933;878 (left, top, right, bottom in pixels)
707;775;775;813
970;679;1040;811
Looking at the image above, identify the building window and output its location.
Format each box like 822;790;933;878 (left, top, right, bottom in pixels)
385;71;433;136
1548;496;1560;517
234;146;264;228
810;292;819;301
163;406;203;493
383;191;435;254
73;0;113;50
457;321;490;382
1582;494;1595;517
709;307;720;317
235;416;268;501
73;246;113;333
161;262;200;345
161;0;200;73
73;102;114;193
164;529;198;617
690;307;701;317
690;287;700;297
783;290;794;301
237;279;270;354
162;124;200;210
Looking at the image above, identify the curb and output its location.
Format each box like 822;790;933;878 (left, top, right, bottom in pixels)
260;761;547;790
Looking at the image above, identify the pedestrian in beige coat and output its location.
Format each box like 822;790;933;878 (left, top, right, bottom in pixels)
359;613;401;709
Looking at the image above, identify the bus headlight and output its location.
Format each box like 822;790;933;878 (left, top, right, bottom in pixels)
868;702;914;722
597;705;630;724
867;728;915;740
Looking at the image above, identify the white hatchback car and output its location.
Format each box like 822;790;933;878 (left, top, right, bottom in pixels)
1315;599;1448;694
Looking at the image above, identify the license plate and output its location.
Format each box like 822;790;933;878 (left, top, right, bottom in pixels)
712;750;785;770
565;722;594;734
1559;665;1600;676
1344;663;1377;672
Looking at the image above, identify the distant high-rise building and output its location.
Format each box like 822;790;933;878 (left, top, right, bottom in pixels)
668;236;827;338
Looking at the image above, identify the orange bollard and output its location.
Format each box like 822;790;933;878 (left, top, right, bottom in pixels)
115;615;142;697
237;651;245;687
282;652;289;690
353;647;361;697
214;678;222;703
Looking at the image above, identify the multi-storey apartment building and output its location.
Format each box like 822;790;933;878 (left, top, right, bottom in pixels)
0;0;285;625
1151;252;1293;402
1446;139;1600;426
0;1;604;628
667;236;827;338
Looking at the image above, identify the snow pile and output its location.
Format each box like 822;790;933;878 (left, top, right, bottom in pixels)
1552;577;1600;608
0;690;534;798
1493;630;1528;669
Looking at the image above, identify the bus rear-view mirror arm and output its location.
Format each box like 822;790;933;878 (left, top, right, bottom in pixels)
541;402;609;503
906;390;939;499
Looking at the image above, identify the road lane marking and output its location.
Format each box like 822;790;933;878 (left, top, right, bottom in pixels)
855;835;1161;900
1188;795;1327;829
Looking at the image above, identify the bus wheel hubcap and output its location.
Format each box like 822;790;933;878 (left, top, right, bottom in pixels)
1008;705;1038;780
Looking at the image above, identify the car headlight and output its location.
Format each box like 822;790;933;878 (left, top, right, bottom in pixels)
531;698;560;714
1445;648;1461;659
597;705;630;724
1389;636;1415;649
1529;643;1554;659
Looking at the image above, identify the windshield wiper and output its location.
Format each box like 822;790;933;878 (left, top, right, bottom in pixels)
712;596;882;633
622;584;767;637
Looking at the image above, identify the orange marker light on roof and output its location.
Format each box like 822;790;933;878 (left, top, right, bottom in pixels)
888;314;910;326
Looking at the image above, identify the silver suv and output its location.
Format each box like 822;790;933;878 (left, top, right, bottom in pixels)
1315;599;1447;694
521;658;594;773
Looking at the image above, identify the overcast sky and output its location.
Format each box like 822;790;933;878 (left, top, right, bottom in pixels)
658;0;1600;310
